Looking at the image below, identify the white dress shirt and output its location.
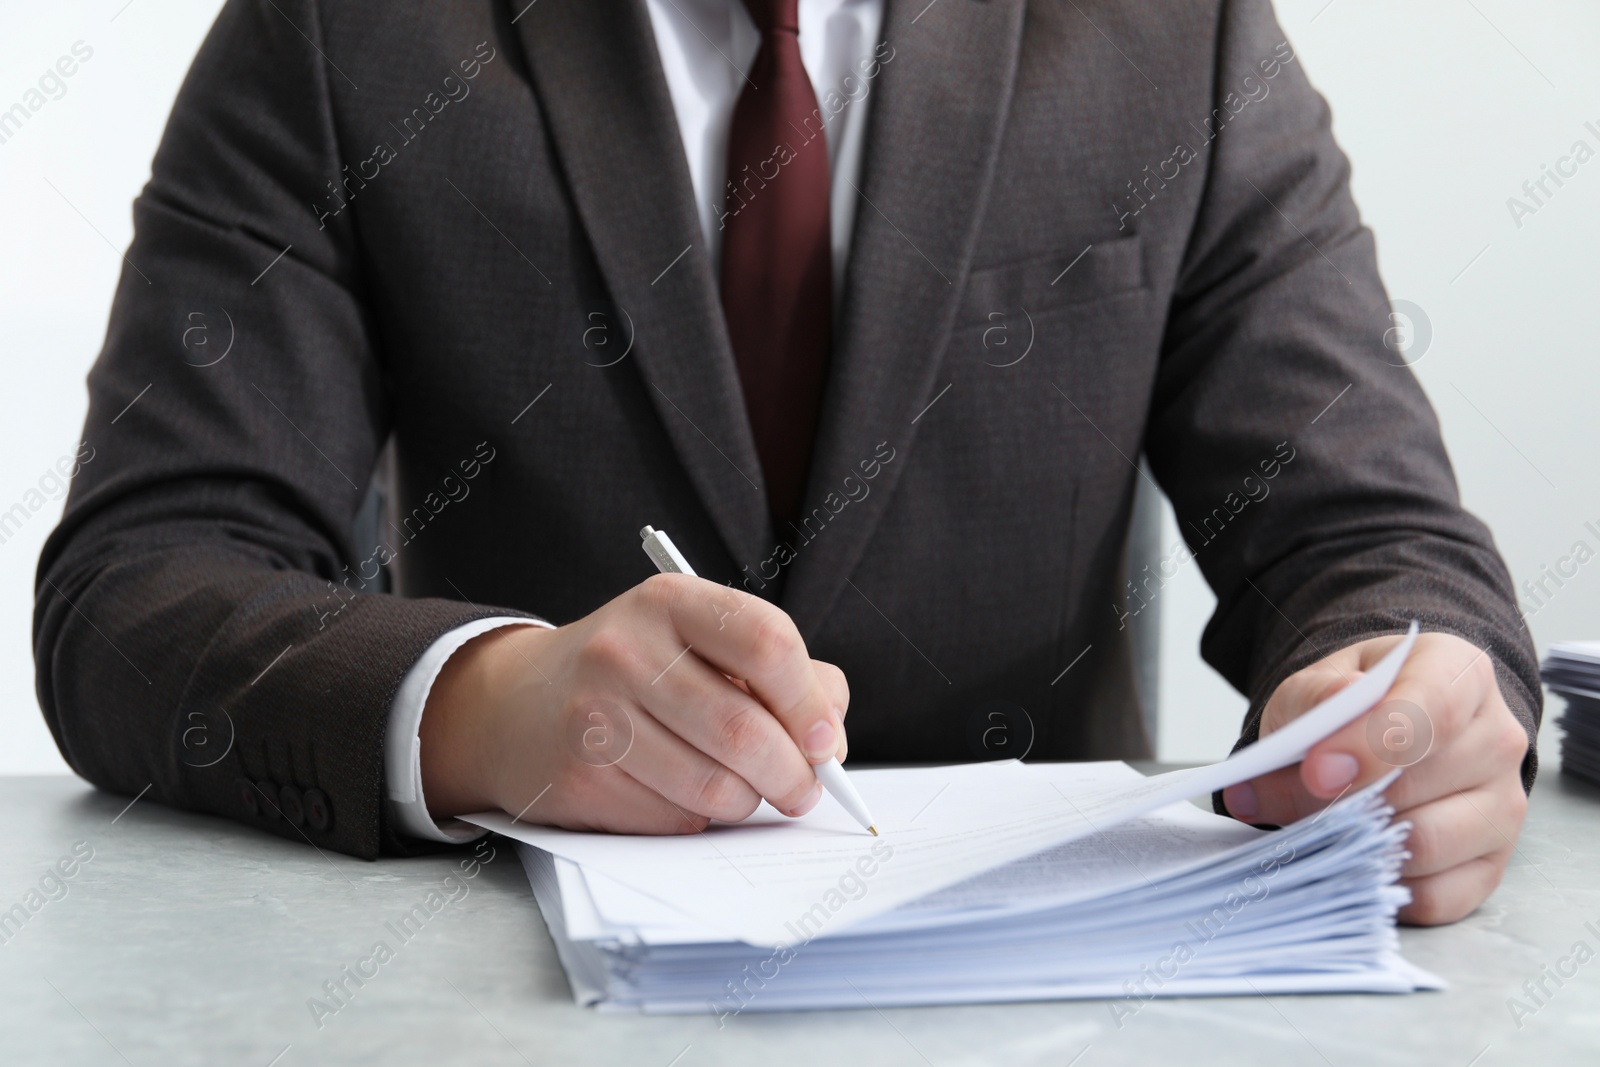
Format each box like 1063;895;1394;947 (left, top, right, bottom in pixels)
385;0;886;842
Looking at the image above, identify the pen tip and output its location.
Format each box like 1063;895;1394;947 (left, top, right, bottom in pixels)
868;825;879;837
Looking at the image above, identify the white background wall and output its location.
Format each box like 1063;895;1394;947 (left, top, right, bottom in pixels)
1;1;1596;773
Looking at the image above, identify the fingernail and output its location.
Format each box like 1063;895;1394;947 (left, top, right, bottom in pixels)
803;720;836;761
786;781;822;818
1224;783;1257;820
1309;752;1360;795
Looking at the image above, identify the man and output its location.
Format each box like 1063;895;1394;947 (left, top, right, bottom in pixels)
35;0;1536;927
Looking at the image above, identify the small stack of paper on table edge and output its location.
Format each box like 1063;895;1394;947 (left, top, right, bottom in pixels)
466;624;1440;1014
1541;641;1600;783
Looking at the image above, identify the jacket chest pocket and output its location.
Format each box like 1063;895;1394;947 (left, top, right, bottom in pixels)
958;233;1146;327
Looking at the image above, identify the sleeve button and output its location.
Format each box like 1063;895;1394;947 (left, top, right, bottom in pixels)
278;785;306;827
303;788;332;832
255;781;281;819
237;778;260;817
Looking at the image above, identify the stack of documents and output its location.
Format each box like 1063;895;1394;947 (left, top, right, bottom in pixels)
1541;641;1600;783
468;624;1440;1013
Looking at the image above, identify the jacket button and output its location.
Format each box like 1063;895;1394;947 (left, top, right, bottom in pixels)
238;778;260;817
255;781;281;819
279;785;306;827
303;788;332;832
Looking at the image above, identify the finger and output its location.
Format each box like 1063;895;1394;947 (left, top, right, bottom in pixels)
1228;713;1529;838
652;574;841;764
1398;786;1524;879
1300;638;1487;799
812;659;850;718
716;659;850;719
1222;763;1323;827
612;705;764;822
629;637;822;814
811;660;851;761
1233;666;1363;825
1260;664;1361;736
753;662;849;719
1379;704;1529;812
1399;847;1512;926
530;763;710;835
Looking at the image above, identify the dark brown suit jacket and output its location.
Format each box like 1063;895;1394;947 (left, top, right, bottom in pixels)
35;0;1539;858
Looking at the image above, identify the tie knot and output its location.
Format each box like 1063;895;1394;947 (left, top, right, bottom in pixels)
741;0;800;35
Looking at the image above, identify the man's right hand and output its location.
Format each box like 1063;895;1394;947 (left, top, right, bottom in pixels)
417;573;850;833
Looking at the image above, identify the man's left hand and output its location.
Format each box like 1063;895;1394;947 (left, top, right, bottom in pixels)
1221;632;1531;925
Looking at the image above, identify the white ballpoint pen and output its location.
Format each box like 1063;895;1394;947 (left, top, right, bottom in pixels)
640;525;879;836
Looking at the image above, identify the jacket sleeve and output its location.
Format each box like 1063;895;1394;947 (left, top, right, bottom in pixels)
33;0;530;859
1145;0;1540;791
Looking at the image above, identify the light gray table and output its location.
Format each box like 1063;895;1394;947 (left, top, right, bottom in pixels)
2;764;1596;1067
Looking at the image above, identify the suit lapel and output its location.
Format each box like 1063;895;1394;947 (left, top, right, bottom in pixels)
781;0;1028;636
511;0;772;566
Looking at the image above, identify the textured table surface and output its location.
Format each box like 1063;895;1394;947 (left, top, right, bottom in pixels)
1;766;1596;1066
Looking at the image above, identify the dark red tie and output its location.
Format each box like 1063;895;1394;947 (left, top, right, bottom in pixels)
720;0;832;522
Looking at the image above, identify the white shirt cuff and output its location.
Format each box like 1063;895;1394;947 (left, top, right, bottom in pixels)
384;616;552;843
